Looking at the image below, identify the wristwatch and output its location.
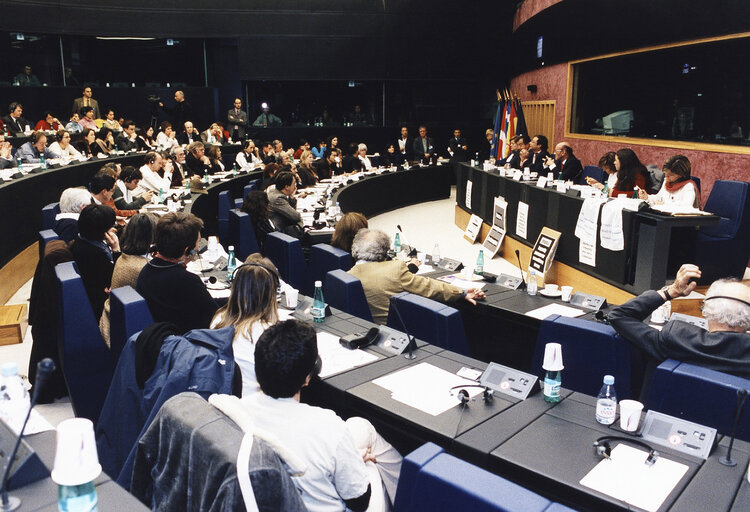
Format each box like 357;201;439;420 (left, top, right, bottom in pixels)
660;286;674;301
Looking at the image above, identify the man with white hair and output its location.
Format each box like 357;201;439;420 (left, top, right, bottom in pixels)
55;187;92;242
609;263;750;380
349;229;486;324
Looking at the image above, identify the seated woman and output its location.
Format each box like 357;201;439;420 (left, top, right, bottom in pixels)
70;204;121;321
297;149;319;188
206;145;225;173
638;155;700;208
383;143;400;167
609;148;652;198
113;166;153;210
331;212;368;254
211;256;280;397
137;125;155;151
585;151;618;193
357;143;373;170
99;128;117;155
48;129;83;162
261;162;280;190
103;110;123;133
55;187;92;243
236;139;261;170
155;121;178;150
312;138;326;159
77;128;105;157
241;190;277;252
99;212;158;346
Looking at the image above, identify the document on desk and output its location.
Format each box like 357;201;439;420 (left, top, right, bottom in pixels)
516;201;529;239
373;362;481;416
580;444;688;512
316;331;379;378
436;274;485;291
525;304;585;320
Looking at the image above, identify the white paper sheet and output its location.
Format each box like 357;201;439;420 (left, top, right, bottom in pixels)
516;201;529;239
525;303;585;320
580;444;689;512
575;197;605;267
465;180;473;209
372;362;482;416
316;331;379;378
436;274;485;291
416;264;435;275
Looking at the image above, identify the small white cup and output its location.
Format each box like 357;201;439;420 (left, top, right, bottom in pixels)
561;286;573;302
417;252;426;263
544;284;558;295
285;289;299;308
619;399;644;432
51;418;102;486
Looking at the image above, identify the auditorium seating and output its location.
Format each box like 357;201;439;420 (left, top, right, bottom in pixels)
695;180;750;282
577;166;606;186
645;360;750;441
54;261;115;425
109;286;154;362
217;190;232;247
306;243;353;296
386;292;470;356
41;202;60;231
228;209;259;260
38;229;59;261
393;442;563;512
324;269;373;322
243;179;260;199
265;232;306;291
531;315;632;399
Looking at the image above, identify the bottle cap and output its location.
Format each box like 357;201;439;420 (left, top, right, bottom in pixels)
315;280;322;287
603;375;614;385
1;362;18;377
228;245;234;251
542;343;564;371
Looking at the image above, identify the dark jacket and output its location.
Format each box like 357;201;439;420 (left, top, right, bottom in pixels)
96;325;237;489
546;154;583;181
186;152;210;177
54;217;79;243
522;150;550;173
70;236;119;321
116;133;138;152
132;392;307;512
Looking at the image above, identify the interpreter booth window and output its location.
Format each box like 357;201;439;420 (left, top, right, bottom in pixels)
1;32;62;86
569;35;750;148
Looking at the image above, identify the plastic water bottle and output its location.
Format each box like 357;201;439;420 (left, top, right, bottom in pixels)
475;250;484;274
58;481;98;512
543;370;562;403
527;269;538;296
432;243;440;264
158;188;165;203
40;154;47;170
312;281;325;323
203;170;209;184
0;362;30;431
595;375;617;425
232;162;238;175
394;233;401;254
16;157;23;172
226;246;236;282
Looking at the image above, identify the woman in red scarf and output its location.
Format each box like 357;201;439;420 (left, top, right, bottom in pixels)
638;155;700;208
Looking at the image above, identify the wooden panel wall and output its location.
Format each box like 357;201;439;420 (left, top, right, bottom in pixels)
521;100;556;148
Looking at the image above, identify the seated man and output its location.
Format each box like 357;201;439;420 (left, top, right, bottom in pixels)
0;140;13;169
115;120;139;152
137;151;171;193
136;212;218;334
65;112;83;134
185;141;211;177
34;112;61;131
267;170;304;238
17;131;55;163
2;102;29;135
609;263;750;386
242;320;402;512
543;142;583;181
348;229;486;324
114;166;153;210
55;187;92;243
177;121;201;146
521;134;550;173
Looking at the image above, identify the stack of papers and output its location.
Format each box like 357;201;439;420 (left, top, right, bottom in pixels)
525;304;585;320
316;332;379;378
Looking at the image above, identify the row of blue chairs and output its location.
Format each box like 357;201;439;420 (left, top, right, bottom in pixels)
395;442;577;512
217;180;259;246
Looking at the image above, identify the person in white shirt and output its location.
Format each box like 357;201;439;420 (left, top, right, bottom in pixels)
48;129;84;162
357;143;373;170
136;151;171;193
155;121;178;150
638;154;700;208
235;139;261;170
242;320;402;512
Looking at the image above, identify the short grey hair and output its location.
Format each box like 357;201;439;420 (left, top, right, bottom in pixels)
351;229;390;262
59;187;91;213
702;279;750;332
187;141;204;154
357;143;367;153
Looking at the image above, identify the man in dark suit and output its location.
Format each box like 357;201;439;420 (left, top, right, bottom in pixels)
521;134;550;173
543;142;583;181
447;128;469;163
185;142;211;177
116;120;139;152
2;102;29;135
170;146;188;186
396;125;412;164
412;125;436;164
71;87;100;119
227;98;248;141
341;143;362;173
159;91;192;129
177;121;201;146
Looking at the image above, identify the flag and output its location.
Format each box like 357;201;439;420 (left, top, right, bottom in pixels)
514;97;528;140
490;99;504;160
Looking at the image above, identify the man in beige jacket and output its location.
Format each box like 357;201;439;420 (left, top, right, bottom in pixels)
348;229;485;324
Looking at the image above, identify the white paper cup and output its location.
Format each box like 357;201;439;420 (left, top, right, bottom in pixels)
285;289;299;308
561;286;573;302
51;418;102;486
619;400;644;432
542;342;564;371
544;284;558;294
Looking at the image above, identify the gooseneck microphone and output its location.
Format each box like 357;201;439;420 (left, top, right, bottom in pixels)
0;358;56;512
720;388;748;467
514;249;527;290
388;296;419;359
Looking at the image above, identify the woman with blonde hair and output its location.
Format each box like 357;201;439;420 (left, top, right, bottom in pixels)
211;256;280;396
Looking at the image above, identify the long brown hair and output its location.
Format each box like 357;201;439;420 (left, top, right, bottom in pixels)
331;212;368;253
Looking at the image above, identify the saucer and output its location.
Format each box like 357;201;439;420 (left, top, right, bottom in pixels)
539;289;562;298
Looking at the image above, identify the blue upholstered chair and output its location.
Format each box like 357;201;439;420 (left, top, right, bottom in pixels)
531;315;632;399
55;261;115;425
695;180;750;282
244;179;260;199
217;190;232;247
41;202;60;231
306;243;353;296
234;198;243;209
324;269;373;322
386;292;470;356
265;232;306;291
577;165;607;186
394;443;552;512
645;360;750;441
228;209;260;261
38;229;59;261
109;286;154;362
691;176;701;193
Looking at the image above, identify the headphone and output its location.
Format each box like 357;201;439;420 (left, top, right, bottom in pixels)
593;436;659;466
231;262;280;289
449;384;494;405
339;327;380;350
702;295;750;308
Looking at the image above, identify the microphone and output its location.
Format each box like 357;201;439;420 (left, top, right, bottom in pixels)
0;358;56;512
720;388;748;467
388;297;419;360
515;250;527;290
595;310;610;324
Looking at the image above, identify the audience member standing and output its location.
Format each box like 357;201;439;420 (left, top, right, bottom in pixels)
71;86;100;119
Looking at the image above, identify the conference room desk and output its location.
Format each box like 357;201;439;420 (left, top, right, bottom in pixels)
10;430;148;511
456;163;718;295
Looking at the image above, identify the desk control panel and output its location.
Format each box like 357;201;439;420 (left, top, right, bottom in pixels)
640;410;716;460
375;325;411;356
479;362;538;400
497;274;524;290
669;312;708;330
570;292;607;312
